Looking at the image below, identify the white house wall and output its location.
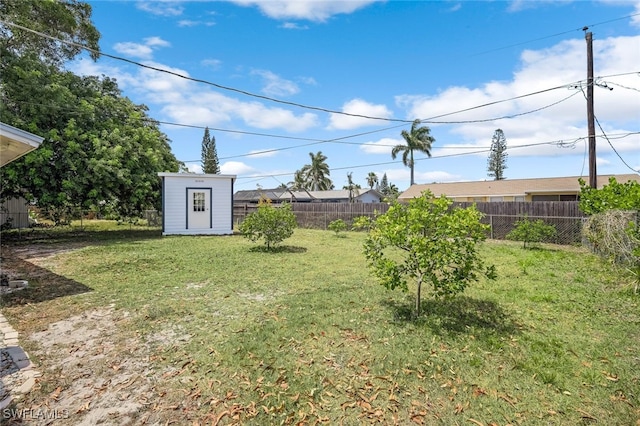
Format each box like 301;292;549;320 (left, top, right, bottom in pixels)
356;191;382;203
160;174;234;235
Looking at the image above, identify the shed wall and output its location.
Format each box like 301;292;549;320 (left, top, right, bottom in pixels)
0;197;30;229
162;175;233;235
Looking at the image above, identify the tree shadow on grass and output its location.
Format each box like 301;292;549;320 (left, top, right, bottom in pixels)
1;227;162;245
248;245;307;254
382;295;520;338
0;255;92;308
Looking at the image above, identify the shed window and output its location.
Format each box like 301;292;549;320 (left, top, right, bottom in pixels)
193;192;205;212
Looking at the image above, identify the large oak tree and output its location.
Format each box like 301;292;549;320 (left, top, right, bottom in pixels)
0;0;182;222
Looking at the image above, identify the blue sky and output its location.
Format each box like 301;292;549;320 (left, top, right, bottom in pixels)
74;0;640;191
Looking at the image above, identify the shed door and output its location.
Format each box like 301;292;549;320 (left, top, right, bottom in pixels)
187;188;211;230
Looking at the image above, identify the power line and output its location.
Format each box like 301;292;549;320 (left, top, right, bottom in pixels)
4;18;637;177
0;19;414;124
605;81;640;93
470;12;640;57
233;133;640;181
4;81;590;163
3;19;632;127
421;89;582;124
593;115;639;173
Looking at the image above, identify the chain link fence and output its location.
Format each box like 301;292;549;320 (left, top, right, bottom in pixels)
483;214;585;245
289;211;585;244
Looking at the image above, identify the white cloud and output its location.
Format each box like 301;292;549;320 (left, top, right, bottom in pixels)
144;36;171;48
298;76;317;86
113;42;153;59
221;161;255;175
178;20;216;27
73;53;319;133
384;168;462;185
201;59;222;70
178;20;198;27
136;1;184;16
251;70;300;97
113;37;170;60
229;0;381;22
238;102;318;131
187;164;203;174
328;99;393;130
158;89;318;132
280;22;309;30
633;1;640;27
360;137;400;155
398;34;640;165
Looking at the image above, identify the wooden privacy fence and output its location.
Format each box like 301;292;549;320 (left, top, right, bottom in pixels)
233;201;588;244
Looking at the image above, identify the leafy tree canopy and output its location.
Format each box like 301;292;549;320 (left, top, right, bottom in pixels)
0;0;101;68
0;52;182;222
364;191;496;316
579;177;640;215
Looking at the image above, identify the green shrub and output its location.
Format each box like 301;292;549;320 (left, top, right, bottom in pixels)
579;177;640;215
328;219;347;236
351;215;373;232
239;200;297;250
507;217;557;249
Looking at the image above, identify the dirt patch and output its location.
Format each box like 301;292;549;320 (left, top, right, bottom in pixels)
0;245;213;424
12;308;164;425
2;243;89;266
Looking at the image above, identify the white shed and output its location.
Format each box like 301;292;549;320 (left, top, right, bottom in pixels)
158;173;236;236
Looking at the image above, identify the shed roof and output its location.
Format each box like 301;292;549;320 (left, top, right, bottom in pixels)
158;172;236;179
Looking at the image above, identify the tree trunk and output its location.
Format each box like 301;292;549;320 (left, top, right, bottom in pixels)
415;275;422;316
410;151;415;186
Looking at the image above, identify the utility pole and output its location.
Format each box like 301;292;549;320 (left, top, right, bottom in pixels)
585;29;597;188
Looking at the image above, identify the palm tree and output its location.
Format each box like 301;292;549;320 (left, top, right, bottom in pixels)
391;119;435;186
288;169;308;190
343;172;361;203
301;151;333;191
366;172;378;190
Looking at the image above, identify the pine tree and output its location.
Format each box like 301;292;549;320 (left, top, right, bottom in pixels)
201;127;220;174
487;129;508;180
379;173;390;195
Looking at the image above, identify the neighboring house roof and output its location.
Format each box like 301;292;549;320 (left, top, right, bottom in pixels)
234;188;383;203
398;174;640;201
0;122;44;167
234;188;314;202
306;189;382;201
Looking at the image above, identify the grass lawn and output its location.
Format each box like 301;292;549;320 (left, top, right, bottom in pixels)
1;223;638;425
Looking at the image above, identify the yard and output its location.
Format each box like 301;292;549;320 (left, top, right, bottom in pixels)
0;222;638;425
